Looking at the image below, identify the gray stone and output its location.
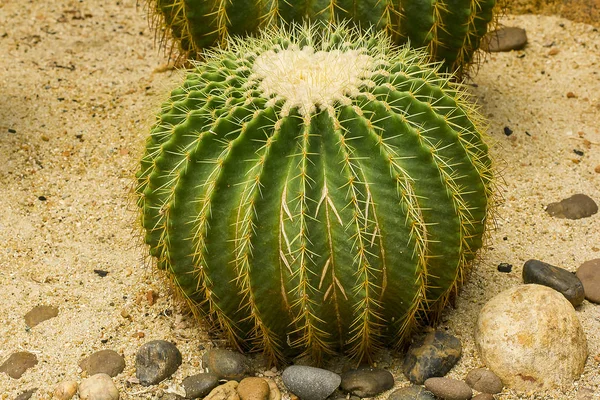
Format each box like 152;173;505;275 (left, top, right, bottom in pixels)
0;351;38;379
481;27;527;52
465;368;503;394
202;349;250;381
14;388;37;400
546;194;598;220
135;340;182;386
402;330;462;384
576;259;600;303
522;259;584;307
424;377;473;400
388;385;436;400
79;373;119;400
80;349;125;377
282;365;341;400
24;305;59;328
182;373;219;399
340;367;394;397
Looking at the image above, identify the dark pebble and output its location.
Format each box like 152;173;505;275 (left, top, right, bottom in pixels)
79;349;125;377
0;351;38;379
282;365;341;400
576;259;600;303
340;367;394;397
14;388;37;400
424;377;473;400
388;385;436;400
482;27;528;52
94;269;109;277
202;349;250;381
546;194;598;220
465;368;503;394
503;126;513;136
24;305;59;328
522;259;585;307
402;330;462;384
135;340;182;386
497;263;512;273
182;372;219;399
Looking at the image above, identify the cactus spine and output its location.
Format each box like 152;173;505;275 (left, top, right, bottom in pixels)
148;0;498;74
136;23;494;364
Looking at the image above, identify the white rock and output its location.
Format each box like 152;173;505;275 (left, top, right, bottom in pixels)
79;373;119;400
475;284;587;391
53;380;78;400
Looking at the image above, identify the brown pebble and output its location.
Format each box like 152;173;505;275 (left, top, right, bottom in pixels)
146;289;158;306
425;377;473;400
594;165;600;173
548;48;560;55
237;377;270;400
0;351;38;379
576;259;600;303
567;91;577;98
24;305;59;328
132;331;145;338
204;381;240;400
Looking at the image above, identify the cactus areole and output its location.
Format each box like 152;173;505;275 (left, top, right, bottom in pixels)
149;0;497;74
136;24;494;364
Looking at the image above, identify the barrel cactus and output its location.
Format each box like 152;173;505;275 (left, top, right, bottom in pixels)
147;0;498;74
136;23;494;364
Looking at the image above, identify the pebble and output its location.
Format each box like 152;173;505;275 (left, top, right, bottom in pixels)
576;259;600;303
465;368;503;394
472;394;495;400
424;377;473;400
545;193;598;219
481;27;528;52
0;351;38;379
79;373;119;400
402;330;462;384
475;284;587;390
265;379;281;400
14;388;37;400
340;367;394;397
182;372;219;398
53;379;78;400
237;377;271;400
282;365;341;400
522;259;585;306
388;385;436;400
24;305;59;327
79;349;126;377
135;340;182;386
202;348;250;381
204;380;240;400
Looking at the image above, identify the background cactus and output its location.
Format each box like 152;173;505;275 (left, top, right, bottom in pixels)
136;23;494;364
147;0;498;74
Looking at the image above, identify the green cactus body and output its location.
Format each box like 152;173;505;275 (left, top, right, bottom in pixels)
148;0;498;74
136;23;494;363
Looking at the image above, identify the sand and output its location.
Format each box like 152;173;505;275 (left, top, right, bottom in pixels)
0;1;599;399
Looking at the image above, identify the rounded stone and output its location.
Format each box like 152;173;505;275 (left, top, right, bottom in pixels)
340;367;394;397
79;349;125;377
475;284;587;391
24;305;59;328
0;351;38;379
53;380;78;400
204;381;240;400
402;330;462;384
546;194;598;220
472;394;495;400
135;340;182;386
282;365;341;400
576;259;600;303
522;259;585;307
182;372;219;398
424;377;473;400
388;385;436;400
202;349;250;381
465;368;503;394
481;27;527;52
237;377;271;400
79;373;119;400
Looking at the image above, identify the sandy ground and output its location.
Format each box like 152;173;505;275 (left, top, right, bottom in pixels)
0;1;599;399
